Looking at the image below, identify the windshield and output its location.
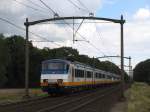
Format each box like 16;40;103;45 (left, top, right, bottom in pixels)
48;62;64;70
42;62;69;74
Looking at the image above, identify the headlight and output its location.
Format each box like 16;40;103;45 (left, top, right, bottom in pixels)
43;79;48;83
57;79;63;86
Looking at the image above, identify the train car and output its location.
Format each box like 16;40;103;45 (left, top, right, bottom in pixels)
40;59;121;94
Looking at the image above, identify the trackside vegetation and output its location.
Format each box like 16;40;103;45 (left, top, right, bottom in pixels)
134;59;150;84
0;34;129;88
111;82;150;112
127;82;150;112
0;89;47;104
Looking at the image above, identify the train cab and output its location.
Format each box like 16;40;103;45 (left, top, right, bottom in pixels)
41;59;71;91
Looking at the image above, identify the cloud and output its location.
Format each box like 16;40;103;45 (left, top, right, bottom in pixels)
0;0;102;35
124;7;150;67
102;0;118;5
0;0;150;68
133;7;150;20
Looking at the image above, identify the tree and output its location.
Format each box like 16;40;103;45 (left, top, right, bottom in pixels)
134;59;150;84
5;35;26;87
0;34;10;87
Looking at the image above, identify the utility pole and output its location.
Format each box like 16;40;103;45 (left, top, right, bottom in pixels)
128;56;133;81
73;17;75;44
120;15;125;99
129;56;131;76
24;18;30;98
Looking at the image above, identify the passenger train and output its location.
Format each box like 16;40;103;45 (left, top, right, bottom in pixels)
40;59;121;94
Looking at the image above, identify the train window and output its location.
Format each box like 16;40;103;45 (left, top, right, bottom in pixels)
42;63;48;70
95;73;98;78
75;69;84;78
99;73;102;78
87;71;92;78
108;76;110;79
106;75;109;79
102;74;105;78
98;73;100;78
107;75;110;79
101;74;103;78
65;64;69;71
48;62;64;70
75;69;78;77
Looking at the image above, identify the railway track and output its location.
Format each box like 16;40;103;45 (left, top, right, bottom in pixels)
37;85;120;112
0;85;121;112
0;88;101;112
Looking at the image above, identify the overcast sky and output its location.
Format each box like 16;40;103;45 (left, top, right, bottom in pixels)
0;0;150;69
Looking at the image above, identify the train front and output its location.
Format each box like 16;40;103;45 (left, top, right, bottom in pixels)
40;59;70;94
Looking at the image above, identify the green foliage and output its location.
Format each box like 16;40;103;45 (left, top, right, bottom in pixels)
4;35;26;87
134;59;150;84
0;34;10;87
0;34;123;88
127;82;150;112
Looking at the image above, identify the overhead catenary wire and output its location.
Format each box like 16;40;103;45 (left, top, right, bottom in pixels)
26;0;49;11
74;19;84;37
2;1;115;61
38;0;108;56
67;0;81;10
93;20;114;61
39;0;75;41
0;17;62;47
39;0;56;15
38;0;89;42
35;1;119;66
13;0;50;16
88;42;106;57
13;0;66;46
67;0;89;13
76;0;91;13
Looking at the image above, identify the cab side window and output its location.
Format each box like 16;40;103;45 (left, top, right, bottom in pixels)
75;69;84;78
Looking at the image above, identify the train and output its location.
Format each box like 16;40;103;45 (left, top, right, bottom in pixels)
40;59;121;94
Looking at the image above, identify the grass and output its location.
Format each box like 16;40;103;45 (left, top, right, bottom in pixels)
126;82;150;112
0;88;48;104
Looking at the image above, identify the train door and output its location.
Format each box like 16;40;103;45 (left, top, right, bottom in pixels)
92;70;95;86
72;66;75;82
84;67;86;86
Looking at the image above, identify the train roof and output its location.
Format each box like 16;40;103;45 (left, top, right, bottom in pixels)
42;59;92;67
42;59;119;76
42;59;72;64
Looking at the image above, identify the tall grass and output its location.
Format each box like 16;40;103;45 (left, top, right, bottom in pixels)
127;82;150;112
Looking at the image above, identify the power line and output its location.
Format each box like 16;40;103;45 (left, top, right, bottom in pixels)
93;20;114;60
26;0;48;11
77;0;90;13
0;17;61;47
74;19;84;37
76;40;105;57
14;0;108;57
88;42;106;56
39;0;75;41
39;0;56;15
0;17;25;31
38;0;106;56
67;0;89;13
67;0;81;10
13;0;49;16
38;0;88;42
